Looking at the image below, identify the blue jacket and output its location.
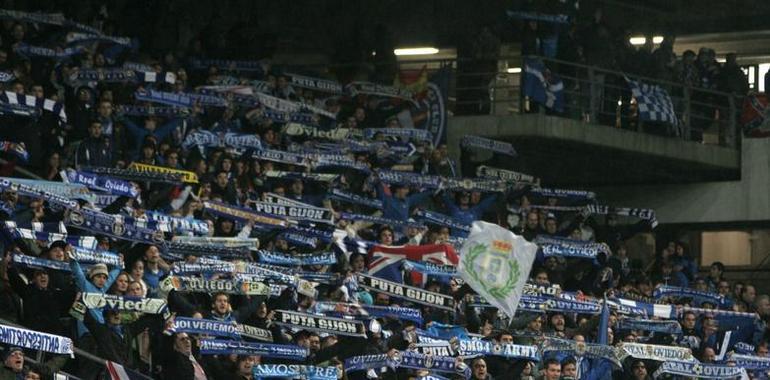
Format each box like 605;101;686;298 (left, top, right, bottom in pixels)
70;259;120;337
377;182;432;221
442;192;498;226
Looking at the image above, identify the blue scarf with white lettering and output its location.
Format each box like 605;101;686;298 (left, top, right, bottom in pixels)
0;323;74;356
169;317;241;339
253;365;339;380
0;91;67;122
199;339;307;359
654;285;727;307
65;32;132;47
327;188;383;209
144;211;210;235
315;302;424;324
65;208;165;245
12;254;70;272
15;43;85;60
414;209;471;234
339;212;424;229
363;128;433;143
586;204;658;228
0;177;78;209
617;318;682;334
652;361;745;379
182;130;263;151
134;89;228;108
257;250;337;266
535;235;609;260
114;104;189;117
518;295;602;314
65;169;138;197
70;246;122;267
402;260;457;278
189;58;268;73
9;228;97;249
461;135;517;156
456;339;540;360
286;72;344;94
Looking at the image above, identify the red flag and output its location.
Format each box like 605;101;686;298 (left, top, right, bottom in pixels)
367;243;458;286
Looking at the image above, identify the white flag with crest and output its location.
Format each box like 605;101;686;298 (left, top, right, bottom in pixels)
458;221;537;319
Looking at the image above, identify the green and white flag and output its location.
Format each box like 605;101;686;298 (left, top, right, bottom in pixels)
458;221;537;318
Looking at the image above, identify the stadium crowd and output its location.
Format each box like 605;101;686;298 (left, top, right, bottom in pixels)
0;5;765;380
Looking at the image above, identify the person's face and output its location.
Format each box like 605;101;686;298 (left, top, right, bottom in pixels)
166;153;179;167
717;281;731;296
472;360;487;379
351;255;365;272
573;334;585;343
682;313;696;329
354;107;365;121
758;345;769;357
88;123;102;138
308;336;321;352
145;246;160;263
526;213;539;229
379;229;393;245
115;274;129;292
535;272;549;285
216;173;228;187
24;371;40;380
214;294;230;314
481;321;493;336
221;159;232;171
5;350;23;372
527;317;542;331
33;272;48;289
632;362;647;379
375;293;390;306
49;246;64;261
459;193;470;206
174;333;192;355
545;219;557;234
395;187;409;199
142;146;155;159
551;314;565;330
544;363;561;380
220;220;234;233
128;282;143;296
132;260;144;278
144;119;157;131
545;257;558;270
31;85;43;99
106;311;121;325
744;286;757;303
291;180;303;195
562;363;577;378
11;24;23;41
499;334;513;344
710;265;722;278
98;101;112;117
91;273;107;288
256;302;268;318
703;347;716;362
238;356;255;376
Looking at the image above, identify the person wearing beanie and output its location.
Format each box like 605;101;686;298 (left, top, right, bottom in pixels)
69;253;122;338
0;346;25;380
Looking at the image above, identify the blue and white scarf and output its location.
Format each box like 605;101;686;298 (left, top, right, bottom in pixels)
0;177;78;209
182;130;263;151
71;246;122;267
619;342;697;362
518;295;602;314
535;235;609;259
145;211;210;236
171;236;259;250
165;276;269;296
476;166;537;185
134;89;227;108
586;204;658;228
65;32;132;46
66;208;166;245
165;241;250;259
541;337;622;368
617;318;682;334
251;148;310;167
443;177;507;193
654;285;727;307
15;43;85;60
344;353;392;373
377;170;441;189
0;9;66;26
12;254;70;272
274;310;367;337
64;169;138;197
529;187;596;202
255;92;335;119
461;136;516;156
258;250;337;266
0;323;73;356
505;10;570;24
253;365;339;380
356;273;455;311
363;128;433;143
0;102;37;118
608;297;675;319
70;69;175;86
402;260;457;278
339;212;423;229
250;201;333;224
327;188;382;209
189;58;268;73
345;82;416;104
0;92;66;122
80;293;168;315
3;221;66;233
199;339;308;360
652;361;746;379
168;317;240;339
262;109;317;125
171;262;236;275
113;104;190;117
456;339;539;360
726;353;770;370
264;170;338;183
281;124;354;141
9;228;97;249
414;209;471;233
286;73;344;94
316;302;423;324
311;154;371;173
202;200;289;227
279;231;319;249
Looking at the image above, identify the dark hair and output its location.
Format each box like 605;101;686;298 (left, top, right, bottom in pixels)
711;262;725;273
543;358;561;369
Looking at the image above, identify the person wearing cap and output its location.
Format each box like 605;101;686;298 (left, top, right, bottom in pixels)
0;347;25;379
4;252;73;336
